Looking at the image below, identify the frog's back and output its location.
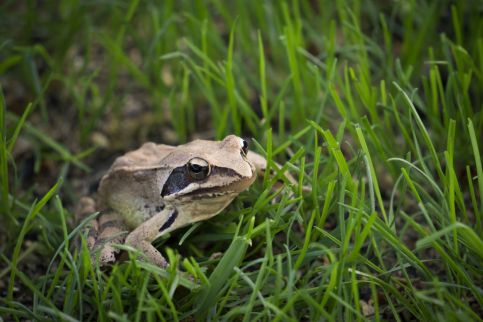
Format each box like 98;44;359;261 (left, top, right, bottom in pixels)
109;142;175;173
98;142;174;226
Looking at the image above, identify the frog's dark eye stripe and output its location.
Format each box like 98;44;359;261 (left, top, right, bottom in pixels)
161;165;239;197
161;158;210;197
161;166;192;196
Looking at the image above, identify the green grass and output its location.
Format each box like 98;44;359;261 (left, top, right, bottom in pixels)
1;0;482;321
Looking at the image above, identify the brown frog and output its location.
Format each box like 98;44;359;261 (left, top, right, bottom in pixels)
79;135;274;267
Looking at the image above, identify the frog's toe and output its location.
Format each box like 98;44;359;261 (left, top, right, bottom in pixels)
99;245;120;265
89;243;121;267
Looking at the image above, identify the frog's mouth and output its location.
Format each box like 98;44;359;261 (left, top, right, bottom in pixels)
182;186;238;199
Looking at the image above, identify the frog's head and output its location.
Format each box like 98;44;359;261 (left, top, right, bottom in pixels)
160;135;256;203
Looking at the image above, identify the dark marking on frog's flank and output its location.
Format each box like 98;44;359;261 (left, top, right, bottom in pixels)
94;231;129;247
142;203;165;215
99;220;123;231
159;209;178;232
88;228;98;239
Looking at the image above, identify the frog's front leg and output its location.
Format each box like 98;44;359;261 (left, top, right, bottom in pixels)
125;207;178;268
247;151;298;185
247;150;311;193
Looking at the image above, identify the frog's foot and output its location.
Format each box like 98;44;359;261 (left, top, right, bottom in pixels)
246;151;311;194
125;239;168;268
124;208;177;268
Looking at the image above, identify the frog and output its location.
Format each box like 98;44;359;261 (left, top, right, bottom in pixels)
78;135;276;268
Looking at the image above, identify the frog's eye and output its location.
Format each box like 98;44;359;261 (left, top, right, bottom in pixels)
187;158;210;180
240;139;248;156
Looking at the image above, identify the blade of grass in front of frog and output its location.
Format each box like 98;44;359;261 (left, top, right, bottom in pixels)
195;216;254;313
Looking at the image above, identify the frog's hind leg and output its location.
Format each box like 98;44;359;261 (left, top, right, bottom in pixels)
76;197;99;250
92;210;127;265
76;197;127;266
